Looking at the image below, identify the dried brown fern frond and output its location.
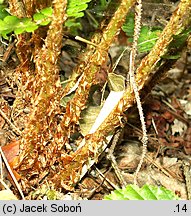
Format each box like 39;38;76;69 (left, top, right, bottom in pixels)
7;0;190;194
59;0;136;141
49;0;191;190
14;0;67;190
10;0;52;131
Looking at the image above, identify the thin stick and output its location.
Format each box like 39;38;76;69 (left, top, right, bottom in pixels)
0;147;25;200
145;155;173;178
128;0;148;185
75;36;99;47
112;47;130;73
107;130;126;188
94;167;119;190
0;108;21;136
182;160;191;200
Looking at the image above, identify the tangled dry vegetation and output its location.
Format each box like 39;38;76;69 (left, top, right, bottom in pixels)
0;0;191;200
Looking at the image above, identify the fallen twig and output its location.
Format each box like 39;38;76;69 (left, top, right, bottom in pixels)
0;147;25;199
0;108;21;136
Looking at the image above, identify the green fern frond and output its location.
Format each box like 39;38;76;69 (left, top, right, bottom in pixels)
0;0;93;38
0;4;9;20
104;184;180;200
67;0;91;19
65;0;92;33
122;14;162;53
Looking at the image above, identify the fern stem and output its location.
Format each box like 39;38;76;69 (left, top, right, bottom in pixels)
61;0;136;97
53;0;191;190
16;0;68;182
60;0;136;137
8;0;26;18
51;0;136;189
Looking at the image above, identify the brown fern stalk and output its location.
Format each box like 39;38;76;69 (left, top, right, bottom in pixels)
99;0;191;139
61;1;135;97
9;0;36;131
10;0;52;132
45;0;136;190
15;0;67;187
51;0;191;190
23;0;52;17
59;0;136;138
135;0;191;88
8;0;26;18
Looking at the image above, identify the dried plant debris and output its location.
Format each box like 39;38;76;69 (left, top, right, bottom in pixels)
0;0;191;200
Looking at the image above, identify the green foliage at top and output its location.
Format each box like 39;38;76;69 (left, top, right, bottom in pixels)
89;0;111;17
104;184;180;200
122;13;191;57
0;0;92;38
0;6;53;39
67;0;91;19
98;0;111;8
65;0;91;32
162;28;191;59
0;4;9;19
122;14;162;53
